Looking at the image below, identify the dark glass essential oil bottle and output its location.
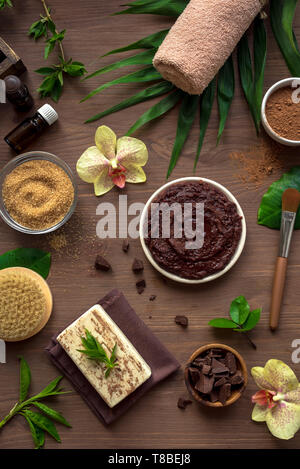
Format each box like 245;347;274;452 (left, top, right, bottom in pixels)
4;104;58;153
4;75;34;111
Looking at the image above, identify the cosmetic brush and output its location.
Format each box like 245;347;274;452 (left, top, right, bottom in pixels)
270;188;300;331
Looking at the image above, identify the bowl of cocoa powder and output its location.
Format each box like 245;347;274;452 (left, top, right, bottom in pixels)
261;77;300;146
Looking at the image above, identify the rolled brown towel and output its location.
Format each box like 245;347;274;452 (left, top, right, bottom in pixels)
153;0;265;95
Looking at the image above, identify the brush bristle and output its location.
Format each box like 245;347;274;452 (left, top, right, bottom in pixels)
282;188;300;213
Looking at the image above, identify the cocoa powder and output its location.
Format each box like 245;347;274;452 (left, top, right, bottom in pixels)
265;86;300;141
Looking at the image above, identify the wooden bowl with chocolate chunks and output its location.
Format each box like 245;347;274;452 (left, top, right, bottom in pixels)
184;343;248;407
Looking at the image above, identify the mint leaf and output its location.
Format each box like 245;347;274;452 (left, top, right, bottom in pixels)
22;414;45;449
18;356;31;403
22;410;61;442
33;402;71;428
208;318;237;328
229;296;250;325
237;308;261;332
78;330;118;378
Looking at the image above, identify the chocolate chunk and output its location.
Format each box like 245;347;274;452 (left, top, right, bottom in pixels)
225;352;237;375
214;376;227;388
209;389;219;403
209;348;224;358
218;383;231;405
95;255;111;272
192;358;204;370
132;258;144;273
177;397;192;410
202;364;211;375
136;279;146;294
189;367;201;385
122;239;130;253
211;358;229;375
174;315;188;327
149;295;156;301
195;374;214;395
230;373;244;386
203;356;211;366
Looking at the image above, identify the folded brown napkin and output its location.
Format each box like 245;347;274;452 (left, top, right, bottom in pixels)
45;289;180;424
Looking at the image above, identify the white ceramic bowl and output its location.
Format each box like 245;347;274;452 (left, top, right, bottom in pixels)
139;177;247;284
261;77;300;146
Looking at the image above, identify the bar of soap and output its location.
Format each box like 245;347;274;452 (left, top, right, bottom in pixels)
57;304;152;408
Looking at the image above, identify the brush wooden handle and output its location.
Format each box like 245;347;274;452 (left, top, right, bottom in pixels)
270;257;288;331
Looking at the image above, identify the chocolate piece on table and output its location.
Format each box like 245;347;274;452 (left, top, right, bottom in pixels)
174;315;188;327
211;358;229;375
195;373;214;395
218;383;232;405
189;367;201;385
95;255;111;272
122;239;130;253
230;373;244;386
202;364;211;375
177;397;192;410
149;295;156;301
132;258;144;273
225;352;237;375
136;279;146;294
214;376;227;388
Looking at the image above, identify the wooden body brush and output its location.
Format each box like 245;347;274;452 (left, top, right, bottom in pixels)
270;188;300;331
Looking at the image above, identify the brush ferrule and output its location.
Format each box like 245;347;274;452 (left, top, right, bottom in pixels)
279;210;296;258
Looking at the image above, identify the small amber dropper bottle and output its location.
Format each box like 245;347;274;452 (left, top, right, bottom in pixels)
4;75;34;111
4;104;58;153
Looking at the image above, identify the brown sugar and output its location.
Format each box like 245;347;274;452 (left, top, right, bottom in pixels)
265;86;300;141
2;160;74;230
229;137;284;187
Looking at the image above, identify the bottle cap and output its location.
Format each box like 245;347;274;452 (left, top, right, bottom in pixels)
4;75;22;94
37;104;58;126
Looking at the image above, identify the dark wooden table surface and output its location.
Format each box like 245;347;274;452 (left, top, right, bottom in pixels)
1;0;300;450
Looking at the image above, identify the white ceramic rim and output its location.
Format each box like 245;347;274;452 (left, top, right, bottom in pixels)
261;77;300;147
139;177;247;284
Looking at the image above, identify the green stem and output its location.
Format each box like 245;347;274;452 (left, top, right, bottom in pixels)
40;0;65;61
0;402;19;429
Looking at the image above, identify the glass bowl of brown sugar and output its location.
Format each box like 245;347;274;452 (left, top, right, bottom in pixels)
0;151;78;234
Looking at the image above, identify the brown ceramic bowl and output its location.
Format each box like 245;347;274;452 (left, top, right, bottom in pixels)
184;343;248;407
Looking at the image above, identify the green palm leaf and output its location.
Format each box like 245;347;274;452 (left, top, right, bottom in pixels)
127;88;183;135
83;49;156;81
103;30;169;56
194;77;216;170
217;55;235;144
167;94;199;178
85;80;173;123
270;0;300;75
81;66;162;102
238;17;266;134
115;0;187;17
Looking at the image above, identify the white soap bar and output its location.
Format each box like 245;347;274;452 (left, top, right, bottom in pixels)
57;304;152;408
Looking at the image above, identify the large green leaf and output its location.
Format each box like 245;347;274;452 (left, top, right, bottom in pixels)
126;89;183;135
115;0;188;17
270;0;300;76
208;318;237;329
257;167;300;229
103;29;169;56
194;77;216;170
237;17;267;134
167;94;199;178
229;296;250;325
81;66;162;102
83;49;156;80
85;80;173;123
0;248;51;279
217;55;235;144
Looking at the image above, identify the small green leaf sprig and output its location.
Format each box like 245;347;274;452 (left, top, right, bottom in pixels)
0;357;71;449
0;0;12;10
78;329;119;378
208;296;261;350
29;0;86;101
